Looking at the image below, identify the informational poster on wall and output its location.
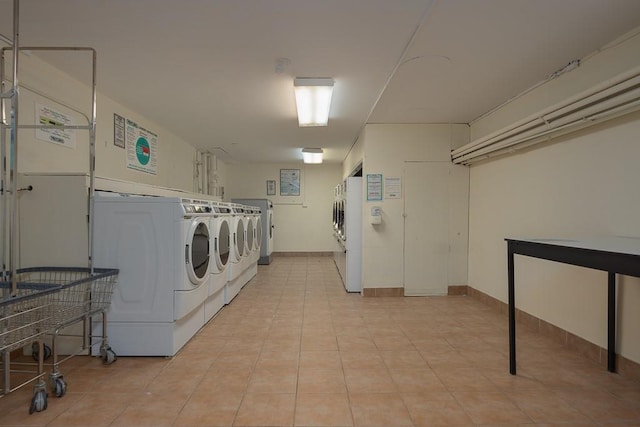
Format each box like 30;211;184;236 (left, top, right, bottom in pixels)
384;176;401;199
35;103;76;149
126;118;158;175
280;169;300;196
366;173;383;201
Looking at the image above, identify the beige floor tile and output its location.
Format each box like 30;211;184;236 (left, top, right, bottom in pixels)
340;350;386;370
401;392;475;426
344;368;398;393
373;335;415;351
295;393;354;426
197;367;252;393
173;391;243;426
8;256;638;427
298;367;347;394
380;350;429;370
349;393;413;426
337;336;377;352
301;334;339;351
508;389;592;424
146;369;204;396
389;368;447;393
452;391;533;425
47;392;132;427
300;350;343;370
553;388;640;423
110;392;185;427
213;350;260;370
247;367;298;393
256;350;300;370
234;393;296;426
433;366;499;392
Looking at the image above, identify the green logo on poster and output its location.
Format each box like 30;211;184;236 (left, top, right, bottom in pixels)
136;137;150;165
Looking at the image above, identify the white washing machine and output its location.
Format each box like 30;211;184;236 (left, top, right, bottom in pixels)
250;207;262;264
231;199;273;264
239;205;255;288
205;202;231;319
92;192;212;356
225;204;246;303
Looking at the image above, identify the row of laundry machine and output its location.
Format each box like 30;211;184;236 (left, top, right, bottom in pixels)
91;192;272;356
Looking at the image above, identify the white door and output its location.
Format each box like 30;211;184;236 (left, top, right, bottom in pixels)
404;161;449;296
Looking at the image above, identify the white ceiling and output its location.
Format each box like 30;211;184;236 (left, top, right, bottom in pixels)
2;0;640;164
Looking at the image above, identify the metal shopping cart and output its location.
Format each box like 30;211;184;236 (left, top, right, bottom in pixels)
30;267;119;398
0;270;61;414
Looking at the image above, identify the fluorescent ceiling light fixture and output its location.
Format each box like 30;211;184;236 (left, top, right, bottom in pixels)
294;77;334;127
302;148;323;164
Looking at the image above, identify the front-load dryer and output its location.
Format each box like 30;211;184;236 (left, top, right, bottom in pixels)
239;206;255;288
92;192;211;356
250;207;262;264
225;204;245;303
231;199;273;264
205;202;231;319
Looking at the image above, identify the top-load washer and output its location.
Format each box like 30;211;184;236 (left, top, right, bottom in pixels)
231;199;273;264
92;192;213;356
205;201;231;319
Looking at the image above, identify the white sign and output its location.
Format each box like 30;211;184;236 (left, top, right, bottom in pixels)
126;119;158;175
385;177;402;199
35;103;76;148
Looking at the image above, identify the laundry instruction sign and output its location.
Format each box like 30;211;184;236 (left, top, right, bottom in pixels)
126;118;158;175
35;103;76;148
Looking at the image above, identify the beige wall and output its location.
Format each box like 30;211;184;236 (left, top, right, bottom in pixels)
11;52;197;192
359;123;470;290
224;162;343;252
468;30;640;363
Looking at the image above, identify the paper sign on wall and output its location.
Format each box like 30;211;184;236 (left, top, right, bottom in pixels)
126;118;158;175
35;103;76;149
366;174;383;201
384;177;401;199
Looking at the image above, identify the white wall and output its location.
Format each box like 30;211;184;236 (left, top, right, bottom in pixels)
359;124;469;290
9;51;197;191
468;29;640;363
224;162;343;252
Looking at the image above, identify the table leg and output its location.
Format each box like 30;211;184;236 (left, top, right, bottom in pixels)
508;244;516;375
607;272;616;373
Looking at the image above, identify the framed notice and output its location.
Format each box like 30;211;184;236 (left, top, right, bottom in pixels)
266;180;276;196
366;173;383;201
280;169;300;196
113;113;125;148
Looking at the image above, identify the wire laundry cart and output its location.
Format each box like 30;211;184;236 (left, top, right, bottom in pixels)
1;269;61;414
33;267;119;399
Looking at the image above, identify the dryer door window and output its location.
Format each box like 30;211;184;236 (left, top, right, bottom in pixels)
256;217;262;249
236;220;245;256
247;219;254;252
217;220;230;267
187;220;210;284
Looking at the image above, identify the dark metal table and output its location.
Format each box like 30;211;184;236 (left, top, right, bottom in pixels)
506;237;640;375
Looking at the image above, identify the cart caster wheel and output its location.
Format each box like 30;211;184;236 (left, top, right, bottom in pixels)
29;390;48;414
31;343;52;361
53;377;67;398
101;347;117;365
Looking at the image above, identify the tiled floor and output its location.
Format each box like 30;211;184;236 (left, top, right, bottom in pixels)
1;256;639;426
